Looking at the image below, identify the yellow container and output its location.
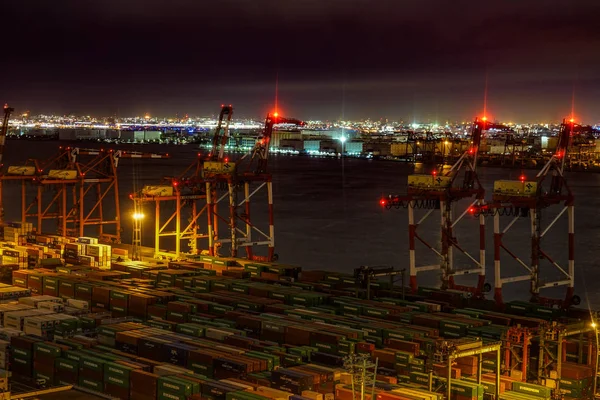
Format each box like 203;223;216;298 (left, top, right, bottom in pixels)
7;166;36;176
141;185;173;197
493;180;537;197
48;170;78;180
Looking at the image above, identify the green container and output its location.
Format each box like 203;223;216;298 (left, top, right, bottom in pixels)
409;371;431;386
506;301;533;315
79;376;103;391
187;361;214;377
395;351;414;364
146;319;175;331
338;340;356;354
559;377;590;390
409;364;425;373
79;355;105;372
235;301;261;312
12;347;31;359
512;381;552;399
34;342;62;358
362;307;389;318
75;283;93;295
54;358;79;372
158;376;192;396
11;356;30;368
43;276;58;286
450;380;484;398
105;373;129;388
110;290;129;300
104;362;134;381
34;370;55;385
363;336;382;348
440;320;470;334
311;341;338;355
463;377;498;395
559;386;587;398
110;305;127;314
340;304;362;315
63;350;84;363
209;303;235;314
167;310;189;322
158;390;187;400
176;323;205;337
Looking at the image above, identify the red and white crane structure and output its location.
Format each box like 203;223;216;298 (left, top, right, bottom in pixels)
204;110;303;261
473;119;577;308
381;117;489;298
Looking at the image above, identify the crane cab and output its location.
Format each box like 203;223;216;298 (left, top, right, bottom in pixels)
47;170;78;180
203;161;236;176
492;180;537;201
407;174;452;193
6;166;36;176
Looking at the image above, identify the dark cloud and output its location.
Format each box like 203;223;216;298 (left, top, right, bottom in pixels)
3;0;600;121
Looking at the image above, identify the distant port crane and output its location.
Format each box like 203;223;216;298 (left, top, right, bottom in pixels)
381;117;489;298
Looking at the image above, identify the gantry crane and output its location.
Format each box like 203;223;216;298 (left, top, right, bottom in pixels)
473;119;577;309
1;146;168;243
130;105;233;260
381;117;489;298
204;111;303;261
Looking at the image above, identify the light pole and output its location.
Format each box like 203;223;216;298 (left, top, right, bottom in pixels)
592;319;599;398
339;135;347;186
132;212;144;261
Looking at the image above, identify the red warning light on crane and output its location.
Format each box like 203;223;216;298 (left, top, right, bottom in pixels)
481;116;487;122
380;199;387;207
224;157;229;163
520;174;526;182
273;112;279;118
468;207;476;214
432;170;437;176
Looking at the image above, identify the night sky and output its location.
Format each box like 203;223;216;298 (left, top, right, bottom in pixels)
4;0;600;122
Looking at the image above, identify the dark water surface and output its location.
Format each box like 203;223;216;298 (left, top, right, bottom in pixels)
3;141;600;307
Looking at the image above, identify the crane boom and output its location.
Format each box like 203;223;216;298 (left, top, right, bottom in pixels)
1;104;14;166
250;113;303;174
541;119;572;179
445;117;486;189
209;105;233;162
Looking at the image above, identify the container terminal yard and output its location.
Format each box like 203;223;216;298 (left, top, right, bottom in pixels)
0;104;597;400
